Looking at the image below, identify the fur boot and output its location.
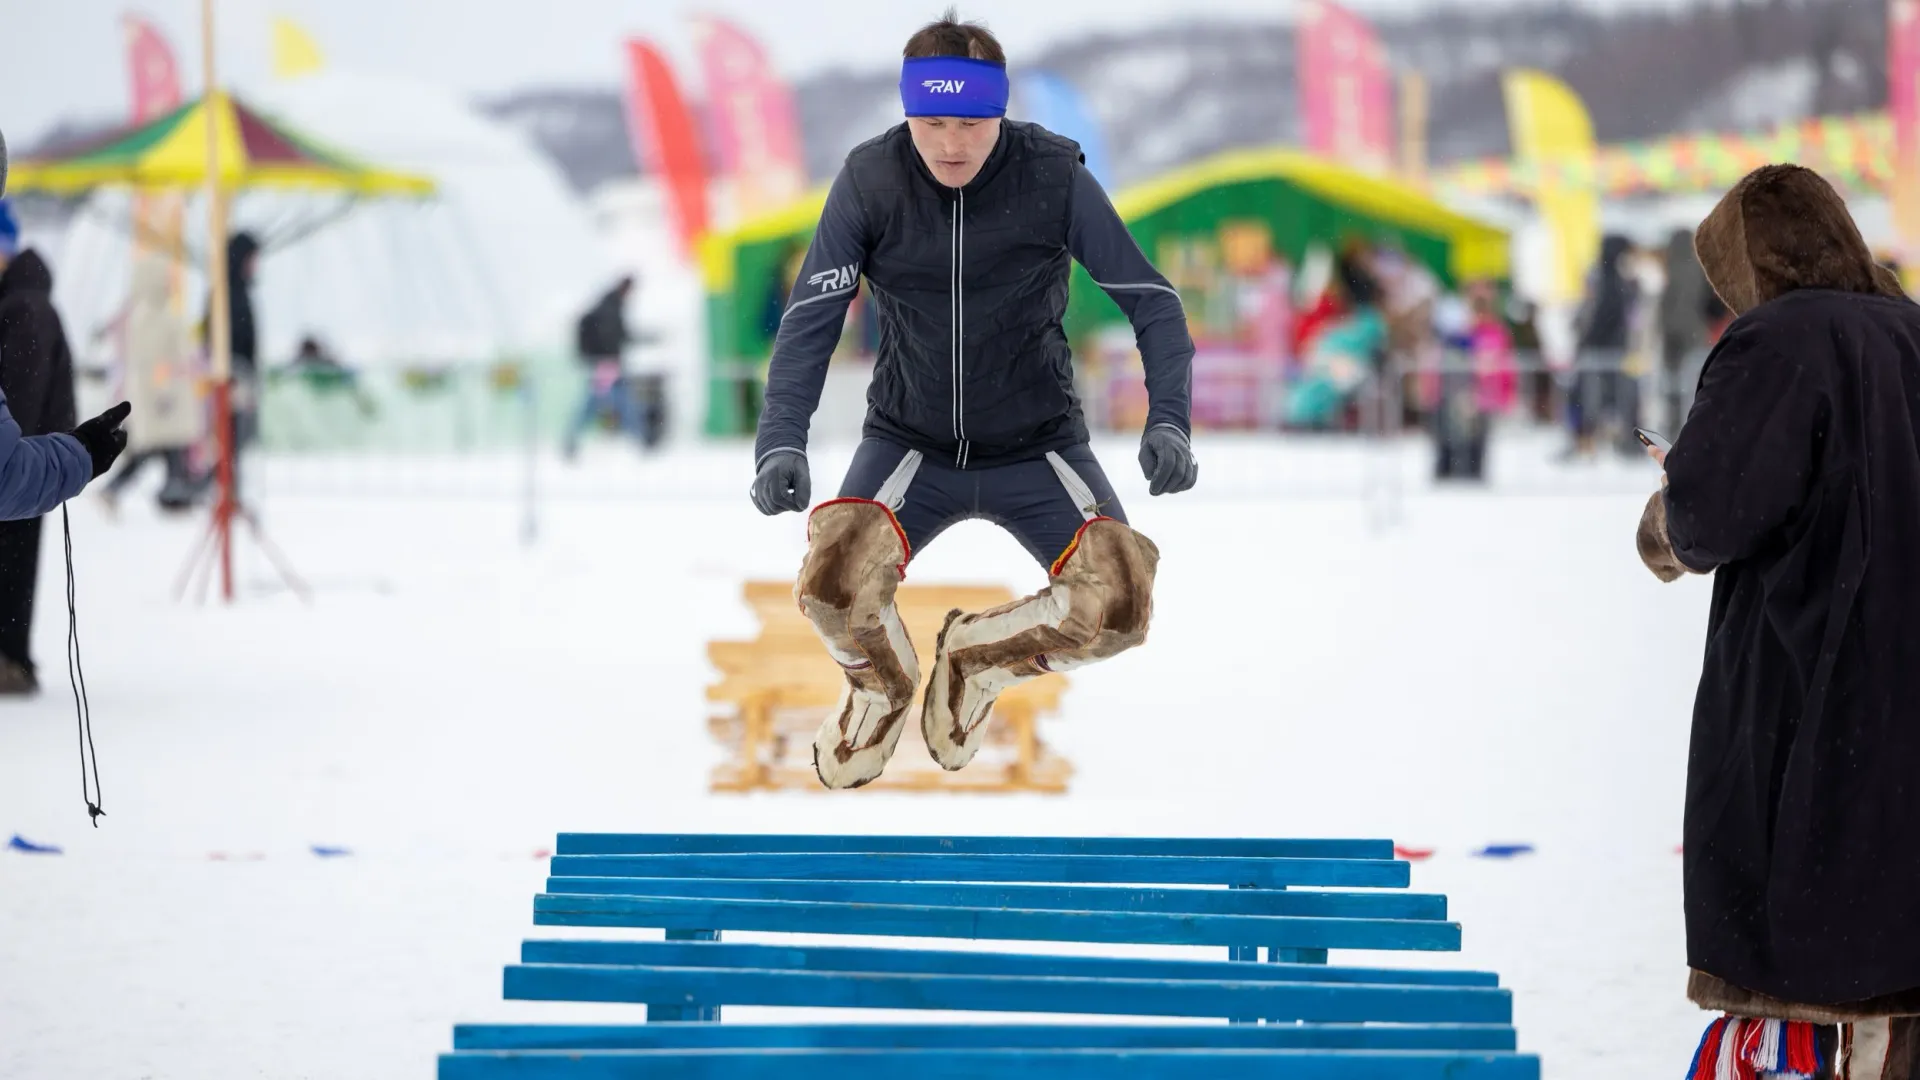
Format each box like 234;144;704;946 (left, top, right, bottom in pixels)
921;518;1159;771
795;499;919;789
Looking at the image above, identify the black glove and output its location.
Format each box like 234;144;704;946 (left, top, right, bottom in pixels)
1138;425;1197;496
71;401;131;480
750;450;811;515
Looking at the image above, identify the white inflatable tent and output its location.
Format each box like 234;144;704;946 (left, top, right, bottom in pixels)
53;73;611;377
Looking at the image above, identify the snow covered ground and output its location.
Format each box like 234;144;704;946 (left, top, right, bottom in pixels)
0;434;1711;1079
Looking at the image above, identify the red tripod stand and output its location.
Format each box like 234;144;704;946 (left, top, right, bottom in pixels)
173;381;310;604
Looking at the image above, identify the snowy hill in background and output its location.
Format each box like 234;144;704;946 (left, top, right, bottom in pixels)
486;0;1886;195
482;88;638;199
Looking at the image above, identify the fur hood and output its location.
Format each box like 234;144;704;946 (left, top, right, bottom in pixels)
1639;162;1909;585
1693;163;1906;316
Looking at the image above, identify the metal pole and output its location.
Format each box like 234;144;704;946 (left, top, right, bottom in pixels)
1363;363;1383;533
201;0;236;602
1399;71;1429;188
522;368;538;547
1387;350;1405;527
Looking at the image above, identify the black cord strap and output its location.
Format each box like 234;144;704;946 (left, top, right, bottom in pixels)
63;504;103;826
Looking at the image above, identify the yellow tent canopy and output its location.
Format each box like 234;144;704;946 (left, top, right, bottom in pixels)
7;91;432;197
1110;147;1510;283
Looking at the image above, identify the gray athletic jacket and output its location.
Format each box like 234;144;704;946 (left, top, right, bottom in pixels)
753;121;1193;471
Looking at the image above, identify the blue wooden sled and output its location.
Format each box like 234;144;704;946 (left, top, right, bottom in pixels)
438;833;1540;1078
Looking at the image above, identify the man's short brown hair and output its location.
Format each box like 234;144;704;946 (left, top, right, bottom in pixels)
903;8;1006;62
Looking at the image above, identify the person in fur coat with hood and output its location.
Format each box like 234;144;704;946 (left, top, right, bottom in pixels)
1639;164;1920;1078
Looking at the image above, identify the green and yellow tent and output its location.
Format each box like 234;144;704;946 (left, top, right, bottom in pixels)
8;91;432;196
700;147;1508;435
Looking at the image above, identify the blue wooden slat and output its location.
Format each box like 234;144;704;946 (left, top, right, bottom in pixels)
440;1048;1540;1079
546;853;1410;889
531;894;1460;952
653;931;721;1023
1224;884;1259;1024
543;876;1448;921
453;1022;1519;1052
517;940;1499;987
1267;947;1332;1023
554;834;1395;860
503;964;1513;1023
1228;884;1261;968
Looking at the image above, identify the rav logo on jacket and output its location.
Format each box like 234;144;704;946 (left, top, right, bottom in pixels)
807;264;860;291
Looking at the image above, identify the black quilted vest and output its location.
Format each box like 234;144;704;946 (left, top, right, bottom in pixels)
843;121;1087;468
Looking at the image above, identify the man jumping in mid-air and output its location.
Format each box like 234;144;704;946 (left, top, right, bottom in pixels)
750;10;1197;789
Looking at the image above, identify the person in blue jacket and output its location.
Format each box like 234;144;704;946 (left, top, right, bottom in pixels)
0;138;129;520
0;141;133;693
0;205;129;519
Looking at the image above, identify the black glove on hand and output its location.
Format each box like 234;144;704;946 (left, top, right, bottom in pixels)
1138;425;1198;496
750;450;811;515
72;401;131;480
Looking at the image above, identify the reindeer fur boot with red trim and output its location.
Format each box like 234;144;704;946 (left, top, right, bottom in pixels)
921;518;1159;772
795;499;918;790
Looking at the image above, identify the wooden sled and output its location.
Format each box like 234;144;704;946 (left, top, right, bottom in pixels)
706;581;1073;794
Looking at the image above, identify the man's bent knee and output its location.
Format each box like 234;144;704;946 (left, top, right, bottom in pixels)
945;518;1159;678
920;519;1160;772
1050;518;1159;658
795;499;908;629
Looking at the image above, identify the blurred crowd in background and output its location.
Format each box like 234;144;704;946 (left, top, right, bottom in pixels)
765;219;1770;483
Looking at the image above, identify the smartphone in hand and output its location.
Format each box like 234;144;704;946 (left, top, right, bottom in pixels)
1635;427;1672;454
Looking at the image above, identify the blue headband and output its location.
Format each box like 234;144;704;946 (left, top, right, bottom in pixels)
900;56;1009;118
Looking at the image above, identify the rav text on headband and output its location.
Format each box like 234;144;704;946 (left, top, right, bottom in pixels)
900;56;1009;118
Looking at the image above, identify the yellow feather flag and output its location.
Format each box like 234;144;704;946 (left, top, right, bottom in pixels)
1502;69;1600;304
272;17;325;79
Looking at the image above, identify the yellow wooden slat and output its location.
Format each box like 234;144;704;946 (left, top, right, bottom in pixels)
708;580;1071;795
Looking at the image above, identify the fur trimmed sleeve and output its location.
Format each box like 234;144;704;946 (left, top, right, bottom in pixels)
1637;488;1703;582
